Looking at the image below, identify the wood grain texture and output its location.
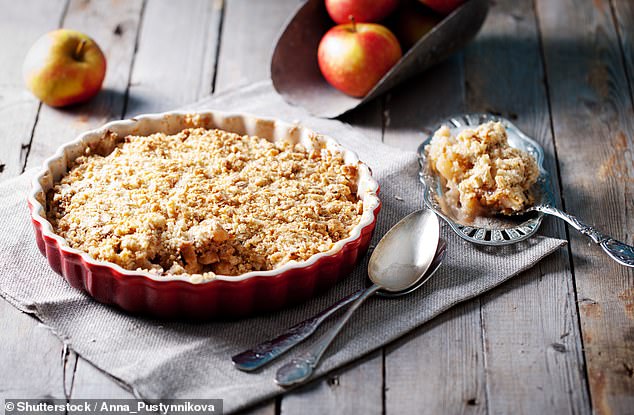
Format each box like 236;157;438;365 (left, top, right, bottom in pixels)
381;54;466;151
234;400;277;415
385;301;486;415
281;351;384;415
380;54;488;414
536;0;634;413
125;0;223;116
0;303;72;399
0;0;66;181
25;0;144;170
611;0;634;101
215;0;301;93
0;0;71;401
464;1;590;413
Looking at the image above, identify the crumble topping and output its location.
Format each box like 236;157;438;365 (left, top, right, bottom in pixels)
47;127;363;280
426;121;539;220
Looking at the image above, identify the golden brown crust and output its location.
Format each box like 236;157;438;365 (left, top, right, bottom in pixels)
47;127;362;280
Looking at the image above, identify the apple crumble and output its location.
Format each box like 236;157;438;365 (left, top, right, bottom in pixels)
47;127;363;279
426;121;539;220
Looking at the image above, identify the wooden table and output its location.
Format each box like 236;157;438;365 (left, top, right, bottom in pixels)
1;0;632;413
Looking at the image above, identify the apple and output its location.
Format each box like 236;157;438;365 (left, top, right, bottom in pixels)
418;0;465;15
326;0;399;24
23;29;106;107
390;1;441;50
318;22;402;97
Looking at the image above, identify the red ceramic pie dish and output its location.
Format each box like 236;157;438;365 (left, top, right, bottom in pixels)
27;111;381;319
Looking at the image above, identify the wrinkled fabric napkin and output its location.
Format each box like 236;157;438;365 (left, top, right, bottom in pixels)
0;81;565;413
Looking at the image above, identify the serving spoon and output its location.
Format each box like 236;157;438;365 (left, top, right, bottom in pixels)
232;239;446;372
274;209;440;387
418;113;634;268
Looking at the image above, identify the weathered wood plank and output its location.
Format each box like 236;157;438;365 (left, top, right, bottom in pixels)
25;0;145;170
0;302;72;399
381;54;466;150
536;0;634;413
385;301;486;415
281;351;384;415
234;400;277;415
464;1;590;413
0;0;71;401
214;0;301;93
611;0;634;99
124;0;223;116
381;54;488;414
0;0;66;180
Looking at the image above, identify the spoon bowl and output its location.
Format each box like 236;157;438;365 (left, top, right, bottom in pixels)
376;239;446;298
369;209;440;291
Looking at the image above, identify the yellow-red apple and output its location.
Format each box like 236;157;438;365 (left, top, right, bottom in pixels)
390;1;441;50
23;29;106;107
326;0;399;24
418;0;465;15
318;22;402;97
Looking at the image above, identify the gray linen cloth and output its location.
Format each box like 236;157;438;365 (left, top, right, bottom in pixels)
0;81;565;413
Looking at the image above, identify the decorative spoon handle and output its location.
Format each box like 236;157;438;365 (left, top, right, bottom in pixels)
275;284;382;387
533;205;634;267
232;288;364;372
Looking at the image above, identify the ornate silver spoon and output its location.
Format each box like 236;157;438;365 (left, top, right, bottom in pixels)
418;113;633;268
275;208;440;387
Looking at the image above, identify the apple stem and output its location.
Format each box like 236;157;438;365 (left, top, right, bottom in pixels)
74;39;87;60
349;15;356;32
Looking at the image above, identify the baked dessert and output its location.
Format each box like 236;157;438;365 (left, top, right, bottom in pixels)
47;127;363;281
426;121;538;220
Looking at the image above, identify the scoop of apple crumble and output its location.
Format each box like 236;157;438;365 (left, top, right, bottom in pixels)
47;127;363;280
426;121;539;220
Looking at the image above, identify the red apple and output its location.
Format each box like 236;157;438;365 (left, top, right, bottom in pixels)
418;0;465;15
326;0;400;24
390;1;441;50
23;29;106;107
318;22;402;98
